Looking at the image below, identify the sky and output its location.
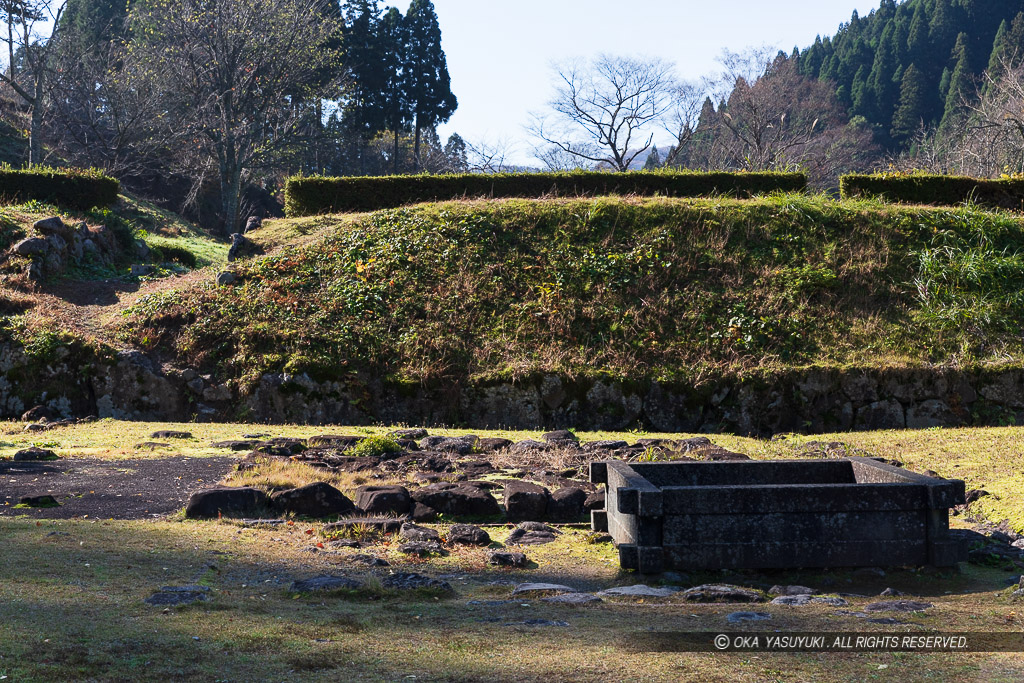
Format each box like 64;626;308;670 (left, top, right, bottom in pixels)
403;1;885;166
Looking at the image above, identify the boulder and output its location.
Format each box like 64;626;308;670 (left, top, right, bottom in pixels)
33;216;71;238
542;430;578;443
410;503;439;522
13;237;49;257
583;490;605;511
227;233;262;262
489;551;528;567
130;264;156;277
547;487;587;521
476;437;514;453
151;430;193;439
308;434;364;448
399;522;441;543
244;216;262;233
399;541;444;557
447;523;490;546
210;440;260;451
270;482;355;518
20;405;55;422
185;487;270;519
503;481;549;520
389;428;428;440
216;271;236;286
13;447;58;461
506;521;560;545
410;483;501;517
355;485;412;516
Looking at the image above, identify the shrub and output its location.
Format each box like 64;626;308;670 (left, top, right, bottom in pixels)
0;166;119;210
840;173;1024;210
153;243;198;267
348;435;403;458
284;170;808;216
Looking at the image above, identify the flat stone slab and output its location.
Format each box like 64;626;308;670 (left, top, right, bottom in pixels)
770;585;819;596
680;584;765;603
290;576;363;592
771;595;849;607
380;572;453;592
862;600;933;613
597;585;680;598
511;583;578;597
541;593;603;605
144;585;210;606
506;619;569;627
323;517;403;535
727;611;772;623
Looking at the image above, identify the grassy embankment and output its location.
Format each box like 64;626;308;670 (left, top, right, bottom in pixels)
117;193;1024;391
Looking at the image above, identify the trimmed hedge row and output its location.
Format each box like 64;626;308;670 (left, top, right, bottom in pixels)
840;173;1024;210
284;170;808;216
0;166;120;210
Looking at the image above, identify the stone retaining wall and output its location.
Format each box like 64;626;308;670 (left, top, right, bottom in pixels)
2;342;1022;435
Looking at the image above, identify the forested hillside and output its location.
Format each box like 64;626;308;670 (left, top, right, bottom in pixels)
797;0;1024;149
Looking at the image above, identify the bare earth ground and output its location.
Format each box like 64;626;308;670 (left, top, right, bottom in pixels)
2;425;1024;681
0;455;237;519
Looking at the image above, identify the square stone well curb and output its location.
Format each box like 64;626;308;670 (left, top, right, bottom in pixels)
590;457;966;575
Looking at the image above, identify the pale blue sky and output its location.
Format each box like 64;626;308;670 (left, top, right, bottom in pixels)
406;1;884;164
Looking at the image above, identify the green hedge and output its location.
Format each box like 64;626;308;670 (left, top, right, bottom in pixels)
285;170;808;216
840;173;1024;210
0;166;120;210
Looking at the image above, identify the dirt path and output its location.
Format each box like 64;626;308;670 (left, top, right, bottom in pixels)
0;456;237;519
26;270;213;348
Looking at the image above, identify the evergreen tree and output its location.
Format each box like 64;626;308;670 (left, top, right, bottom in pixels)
986;12;1024;86
940;32;973;132
379;5;408;173
643;145;661;170
891;63;928;142
341;0;387;141
403;0;456;171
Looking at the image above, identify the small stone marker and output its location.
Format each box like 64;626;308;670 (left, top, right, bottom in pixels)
727;612;772;623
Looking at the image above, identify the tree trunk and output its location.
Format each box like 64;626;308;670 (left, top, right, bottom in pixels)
393;128;399;174
29;72;43;165
219;153;241;236
413;112;421;173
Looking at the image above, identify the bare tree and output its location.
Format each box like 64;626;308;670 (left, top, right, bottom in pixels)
662;80;706;167
529;54;676;172
0;0;66;164
125;0;343;233
46;38;167;180
465;136;515;173
688;48;876;188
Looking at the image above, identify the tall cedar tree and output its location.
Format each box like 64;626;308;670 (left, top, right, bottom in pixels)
379;5;409;173
342;0;387;141
403;0;456;171
940;33;973;133
891;63;928;143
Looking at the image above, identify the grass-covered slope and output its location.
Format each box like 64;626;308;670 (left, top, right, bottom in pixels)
119;194;1024;387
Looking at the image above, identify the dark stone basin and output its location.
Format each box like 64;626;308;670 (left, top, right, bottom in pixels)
590;458;966;574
